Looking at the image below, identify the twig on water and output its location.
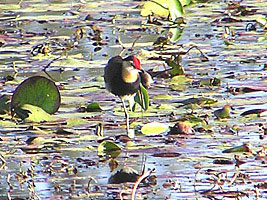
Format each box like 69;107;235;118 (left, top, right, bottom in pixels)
42;56;61;81
131;168;155;200
185;45;209;61
130;35;141;51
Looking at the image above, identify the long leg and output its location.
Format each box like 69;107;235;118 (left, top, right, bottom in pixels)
120;97;130;134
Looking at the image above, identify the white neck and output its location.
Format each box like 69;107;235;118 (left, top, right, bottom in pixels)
122;62;139;83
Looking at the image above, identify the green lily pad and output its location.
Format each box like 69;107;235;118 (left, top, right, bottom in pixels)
214;105;231;119
169;75;191;85
86;102;102;112
256;15;267;28
166;57;185;76
11;76;61;119
98;140;122;158
222;143;252;153
179;97;218;105
0;119;16;127
0;95;10;114
153;94;173;100
199;77;221;87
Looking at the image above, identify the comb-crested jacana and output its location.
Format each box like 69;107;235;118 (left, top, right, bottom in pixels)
104;55;152;135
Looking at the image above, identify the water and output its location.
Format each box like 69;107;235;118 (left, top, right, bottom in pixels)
0;0;267;199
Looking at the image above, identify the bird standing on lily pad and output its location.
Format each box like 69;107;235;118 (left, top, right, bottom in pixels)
104;55;152;135
214;104;232;120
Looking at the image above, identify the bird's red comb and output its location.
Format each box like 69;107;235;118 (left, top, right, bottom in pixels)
132;56;141;70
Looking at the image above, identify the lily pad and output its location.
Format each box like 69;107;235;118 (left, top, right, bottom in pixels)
11;76;61;119
222;143;252;153
20;104;56;122
214;105;231;119
256;15;267;28
98;140;122;158
240;109;267;117
166;57;185;76
0;95;10;114
86;102;102;112
141;0;183;21
152;152;181;157
141;0;169;18
66;118;88;127
141;121;169;135
108;168;139;184
178;97;217;105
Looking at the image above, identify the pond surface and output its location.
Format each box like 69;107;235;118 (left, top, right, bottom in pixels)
0;0;267;199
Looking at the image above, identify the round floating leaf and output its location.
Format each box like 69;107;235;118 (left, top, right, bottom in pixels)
141;121;169;135
67;118;88;127
0;95;10;114
141;0;169;17
98;140;122;158
222;143;252;153
213;159;234;165
152;152;181;158
21;104;55;122
86;102;102;112
108;168;139;184
214;105;231;119
256;15;267;28
179;97;217;106
11;76;61;118
240;109;267;116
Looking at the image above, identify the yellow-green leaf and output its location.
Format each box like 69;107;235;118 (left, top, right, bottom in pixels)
141;0;169;17
141;122;169;135
21;104;56;122
133;85;150;111
168;0;184;21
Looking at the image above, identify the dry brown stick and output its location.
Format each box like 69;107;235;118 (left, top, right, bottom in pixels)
193;167;201;195
43;56;62;81
130;35;141;51
0;154;6;164
131;168;155;200
185;45;209;61
255;185;260;200
117;34;126;50
118;34;141;56
229;171;240;185
86;176;97;194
